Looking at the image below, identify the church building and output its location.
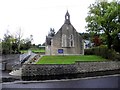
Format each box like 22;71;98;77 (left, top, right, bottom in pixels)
46;11;84;55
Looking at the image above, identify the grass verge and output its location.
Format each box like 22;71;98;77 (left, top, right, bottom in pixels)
36;55;107;64
20;49;45;53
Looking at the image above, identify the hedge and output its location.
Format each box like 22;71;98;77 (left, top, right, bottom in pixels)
84;46;120;61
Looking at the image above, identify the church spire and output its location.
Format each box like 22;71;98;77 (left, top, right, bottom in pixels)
64;10;71;24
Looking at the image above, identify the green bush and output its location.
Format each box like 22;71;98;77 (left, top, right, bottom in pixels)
84;49;93;55
84;46;120;61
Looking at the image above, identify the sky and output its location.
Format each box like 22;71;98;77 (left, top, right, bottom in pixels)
0;0;114;44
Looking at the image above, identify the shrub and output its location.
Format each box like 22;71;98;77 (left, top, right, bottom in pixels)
84;46;120;61
84;48;93;55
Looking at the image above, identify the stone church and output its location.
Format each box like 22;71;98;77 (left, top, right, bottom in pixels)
46;11;84;55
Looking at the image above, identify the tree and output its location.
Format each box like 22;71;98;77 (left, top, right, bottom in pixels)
112;32;120;52
16;28;23;51
79;33;90;40
93;34;102;46
20;38;32;50
30;35;33;44
85;1;120;49
2;31;17;54
2;29;34;54
2;34;11;54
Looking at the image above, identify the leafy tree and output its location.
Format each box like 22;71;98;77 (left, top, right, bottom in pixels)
1;29;34;54
20;38;32;50
93;34;102;46
79;33;90;40
2;32;17;54
30;35;33;44
85;1;120;49
112;32;120;52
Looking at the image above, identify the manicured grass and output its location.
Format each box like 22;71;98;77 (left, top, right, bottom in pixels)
20;49;45;53
36;55;107;64
32;49;45;53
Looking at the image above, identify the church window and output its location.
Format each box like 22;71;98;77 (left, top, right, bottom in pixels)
62;34;67;47
69;34;74;47
70;41;73;47
70;34;73;39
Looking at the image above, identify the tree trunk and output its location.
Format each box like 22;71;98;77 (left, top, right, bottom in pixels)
107;34;112;49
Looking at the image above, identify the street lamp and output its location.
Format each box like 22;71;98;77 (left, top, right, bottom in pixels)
118;33;120;40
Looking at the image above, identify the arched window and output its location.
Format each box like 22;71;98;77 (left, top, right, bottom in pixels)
70;34;73;39
69;34;74;47
62;34;67;47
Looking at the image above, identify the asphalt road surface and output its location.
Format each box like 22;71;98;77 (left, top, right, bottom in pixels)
2;75;120;89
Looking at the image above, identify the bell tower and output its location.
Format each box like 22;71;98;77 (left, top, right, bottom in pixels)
64;11;71;24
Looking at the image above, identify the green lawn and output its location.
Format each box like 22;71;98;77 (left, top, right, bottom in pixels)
32;49;45;53
20;49;45;53
36;55;107;64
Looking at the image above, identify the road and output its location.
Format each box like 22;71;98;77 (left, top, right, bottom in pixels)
2;75;120;89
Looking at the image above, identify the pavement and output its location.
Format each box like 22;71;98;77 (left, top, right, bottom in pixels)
9;68;22;76
1;70;21;79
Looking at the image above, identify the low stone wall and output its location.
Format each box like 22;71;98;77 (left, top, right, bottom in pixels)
76;61;120;72
22;61;120;77
22;64;77;76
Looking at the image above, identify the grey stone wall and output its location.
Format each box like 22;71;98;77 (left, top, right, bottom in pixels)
22;61;120;76
76;61;120;73
50;24;84;55
22;64;77;76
